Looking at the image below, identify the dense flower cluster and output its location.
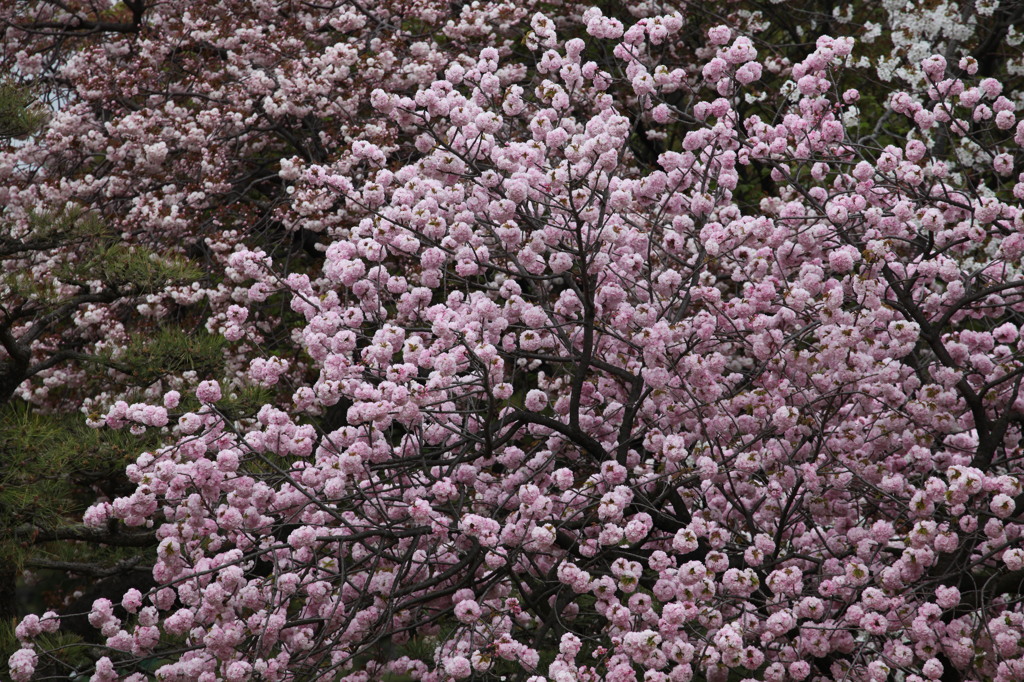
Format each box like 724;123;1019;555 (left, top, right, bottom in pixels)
3;0;1024;681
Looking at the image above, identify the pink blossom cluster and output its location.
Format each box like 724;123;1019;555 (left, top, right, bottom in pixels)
5;1;1024;681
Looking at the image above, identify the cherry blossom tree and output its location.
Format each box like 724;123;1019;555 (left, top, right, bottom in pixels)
5;1;1024;681
1;0;552;644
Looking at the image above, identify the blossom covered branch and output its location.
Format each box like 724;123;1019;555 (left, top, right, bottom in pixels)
3;1;1024;681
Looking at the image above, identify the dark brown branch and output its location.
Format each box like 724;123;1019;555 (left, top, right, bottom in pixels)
14;523;157;548
25;555;150;578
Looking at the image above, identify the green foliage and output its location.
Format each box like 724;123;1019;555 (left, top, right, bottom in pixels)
220;385;277;419
171;384;275;424
0;401;158;676
24;205;109;243
0;80;45;139
3;206;202;303
0;617;19;680
1;209;103;299
71;242;204;294
4;207;203;316
0;402;158;566
371;622;458;681
31;630;91;670
104;326;227;388
0;404;89;561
